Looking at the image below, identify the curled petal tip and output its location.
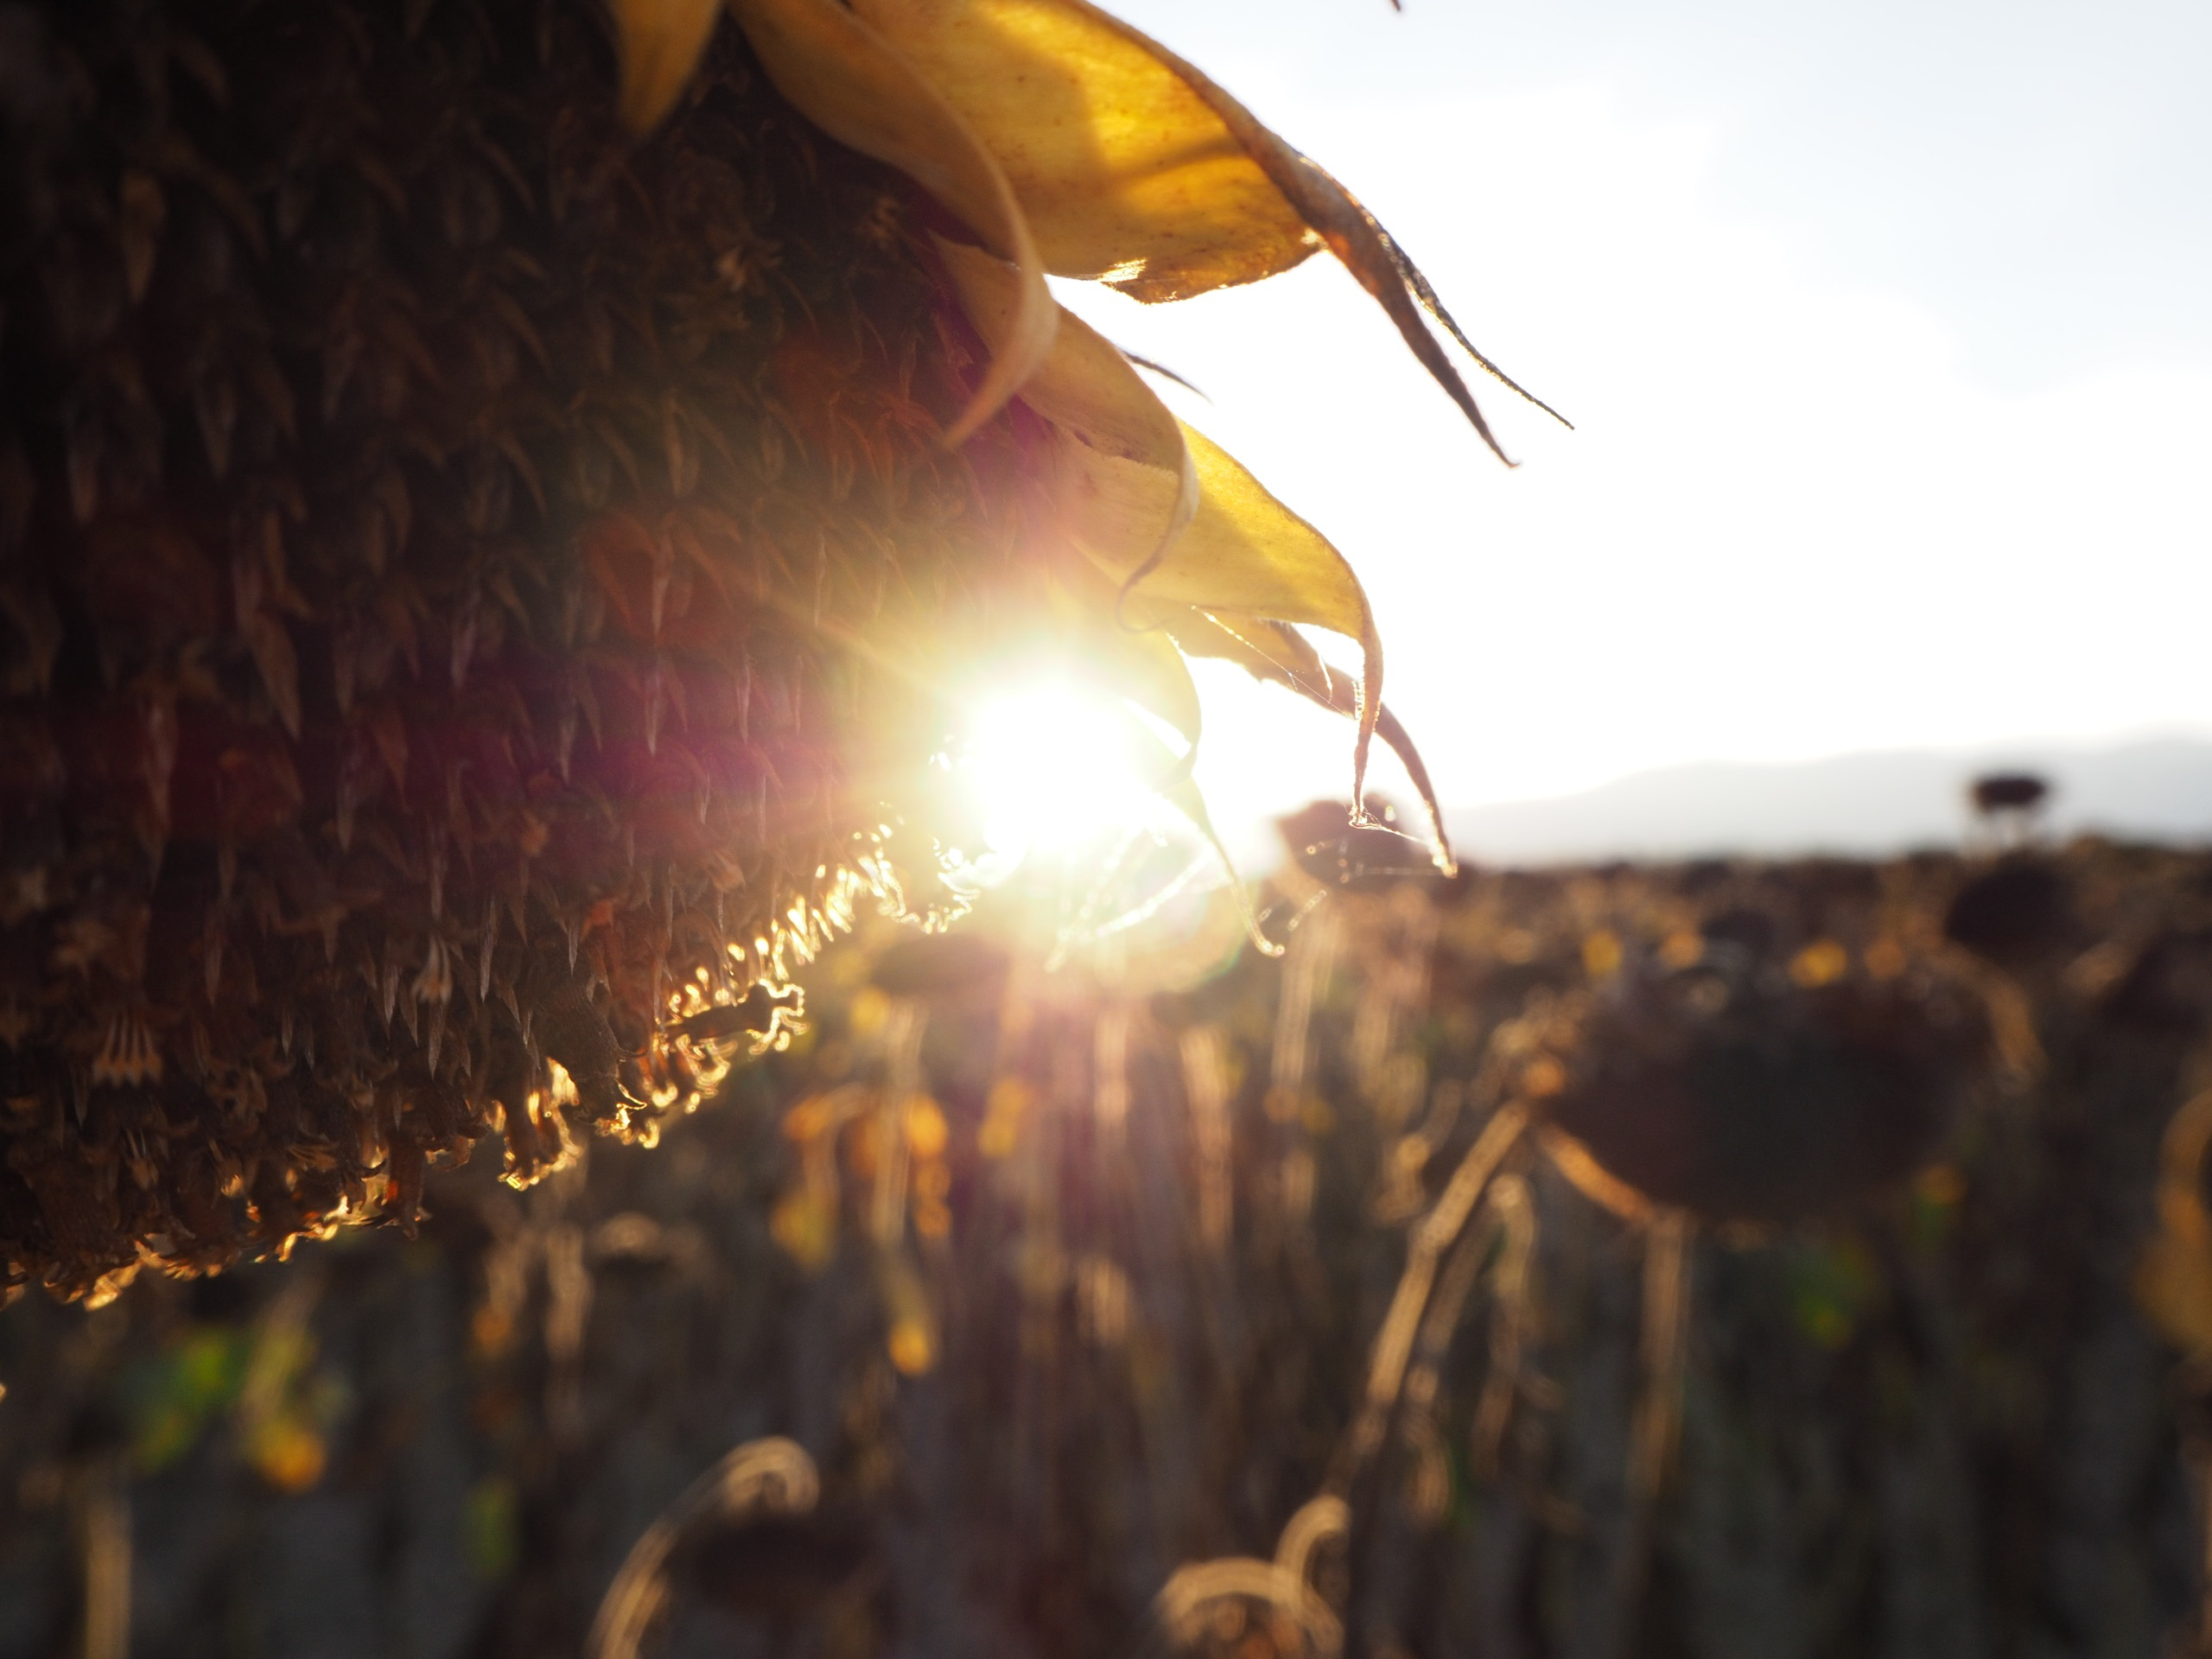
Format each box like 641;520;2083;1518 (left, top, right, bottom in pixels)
612;0;722;130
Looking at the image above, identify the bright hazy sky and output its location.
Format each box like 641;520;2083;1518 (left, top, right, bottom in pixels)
1049;0;2212;837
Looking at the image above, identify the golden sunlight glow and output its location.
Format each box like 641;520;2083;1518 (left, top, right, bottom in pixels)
961;680;1173;857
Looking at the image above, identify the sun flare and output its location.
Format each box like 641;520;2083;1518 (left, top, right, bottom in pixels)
961;681;1175;858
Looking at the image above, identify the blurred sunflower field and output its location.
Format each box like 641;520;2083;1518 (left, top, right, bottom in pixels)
9;828;2212;1657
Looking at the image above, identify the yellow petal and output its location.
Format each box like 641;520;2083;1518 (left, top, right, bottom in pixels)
1060;425;1384;810
936;243;1402;835
853;0;1318;299
1141;605;1341;706
724;0;1057;444
1112;31;1565;461
612;0;724;130
852;0;1565;460
934;239;1177;467
935;235;1198;564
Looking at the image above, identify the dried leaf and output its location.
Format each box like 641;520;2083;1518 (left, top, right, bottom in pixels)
726;0;1057;444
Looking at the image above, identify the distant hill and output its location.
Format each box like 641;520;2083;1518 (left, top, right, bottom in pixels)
1445;737;2212;866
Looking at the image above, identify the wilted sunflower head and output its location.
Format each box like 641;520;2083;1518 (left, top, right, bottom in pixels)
0;0;1552;1297
1529;880;1989;1223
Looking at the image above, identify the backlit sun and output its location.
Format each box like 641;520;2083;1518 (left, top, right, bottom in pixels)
960;680;1175;859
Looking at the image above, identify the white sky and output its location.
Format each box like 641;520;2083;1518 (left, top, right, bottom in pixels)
1049;0;2212;836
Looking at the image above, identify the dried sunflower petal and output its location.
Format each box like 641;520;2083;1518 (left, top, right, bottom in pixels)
1058;428;1385;809
854;0;1319;296
937;237;1384;811
727;0;1058;443
933;235;1198;559
856;0;1562;459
